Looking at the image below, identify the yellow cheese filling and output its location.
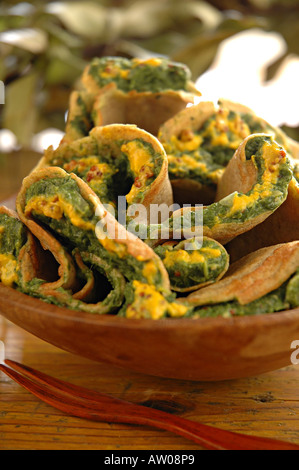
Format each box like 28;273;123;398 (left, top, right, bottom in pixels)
121;141;156;204
224;140;284;218
98;236;128;258
202;108;251;149
26;195;130;259
167;152;223;184
142;259;159;285
100;66;130;80
163;249;206;267
25;195;95;232
126;280;189;319
132;58;162;68
200;247;222;257
165;134;203;153
121;141;152;174
0;253;19;287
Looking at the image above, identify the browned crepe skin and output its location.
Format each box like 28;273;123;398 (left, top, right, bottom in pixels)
16;171;128;312
226;178;299;262
158;101;216;205
158;101;215;142
16;181;78;298
17;166;171;294
213;104;299;261
220;124;299;262
89;82;199;137
34;124;173;224
62;90;94;143
148;134;290;248
158;99;292;205
215;135;259;202
0;207;85;301
182;241;299;307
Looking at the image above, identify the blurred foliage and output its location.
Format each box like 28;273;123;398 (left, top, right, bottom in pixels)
0;0;299;147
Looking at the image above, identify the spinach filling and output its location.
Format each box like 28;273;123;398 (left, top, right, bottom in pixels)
145;136;292;241
0;214;27;258
19;251;125;313
47;137;163;213
87;57;192;93
117;280;192;320
0;213;27;287
163;107;286;186
116;267;299;319
24;176;164;289
69;94;92;138
190;269;299;318
167;147;223;187
154;237;228;290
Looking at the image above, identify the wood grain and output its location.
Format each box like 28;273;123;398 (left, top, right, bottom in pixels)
1;316;299;450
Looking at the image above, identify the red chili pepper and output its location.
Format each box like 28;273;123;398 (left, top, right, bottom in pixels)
134;177;142;188
280;149;287;158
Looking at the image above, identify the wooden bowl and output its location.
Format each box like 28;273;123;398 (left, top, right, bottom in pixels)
1;283;299;381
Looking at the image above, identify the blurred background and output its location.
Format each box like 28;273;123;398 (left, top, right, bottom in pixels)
0;0;299;200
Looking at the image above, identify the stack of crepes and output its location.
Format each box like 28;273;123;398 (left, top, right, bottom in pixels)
2;56;299;320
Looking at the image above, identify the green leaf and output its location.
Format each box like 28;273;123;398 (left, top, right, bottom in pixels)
3;72;39;147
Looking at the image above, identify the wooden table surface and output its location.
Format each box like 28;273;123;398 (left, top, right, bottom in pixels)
1;315;299;450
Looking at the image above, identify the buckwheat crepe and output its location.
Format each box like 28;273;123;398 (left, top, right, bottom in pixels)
158;98;292;205
1;205;126;313
226;138;299;262
34;124;173;224
154;236;229;292
62;56;201;141
146;134;292;247
17;166;171;296
182;241;299;312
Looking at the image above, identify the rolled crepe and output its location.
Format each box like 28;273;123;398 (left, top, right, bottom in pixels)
0;206;125;313
0;205;78;292
180;241;299;318
154;237;229;292
158;98;292;205
226;177;299;262
225;135;299;262
35;124;173;223
146;134;292;246
0;206;39;288
63;90;94;143
63;56;200;141
16;166;171;296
